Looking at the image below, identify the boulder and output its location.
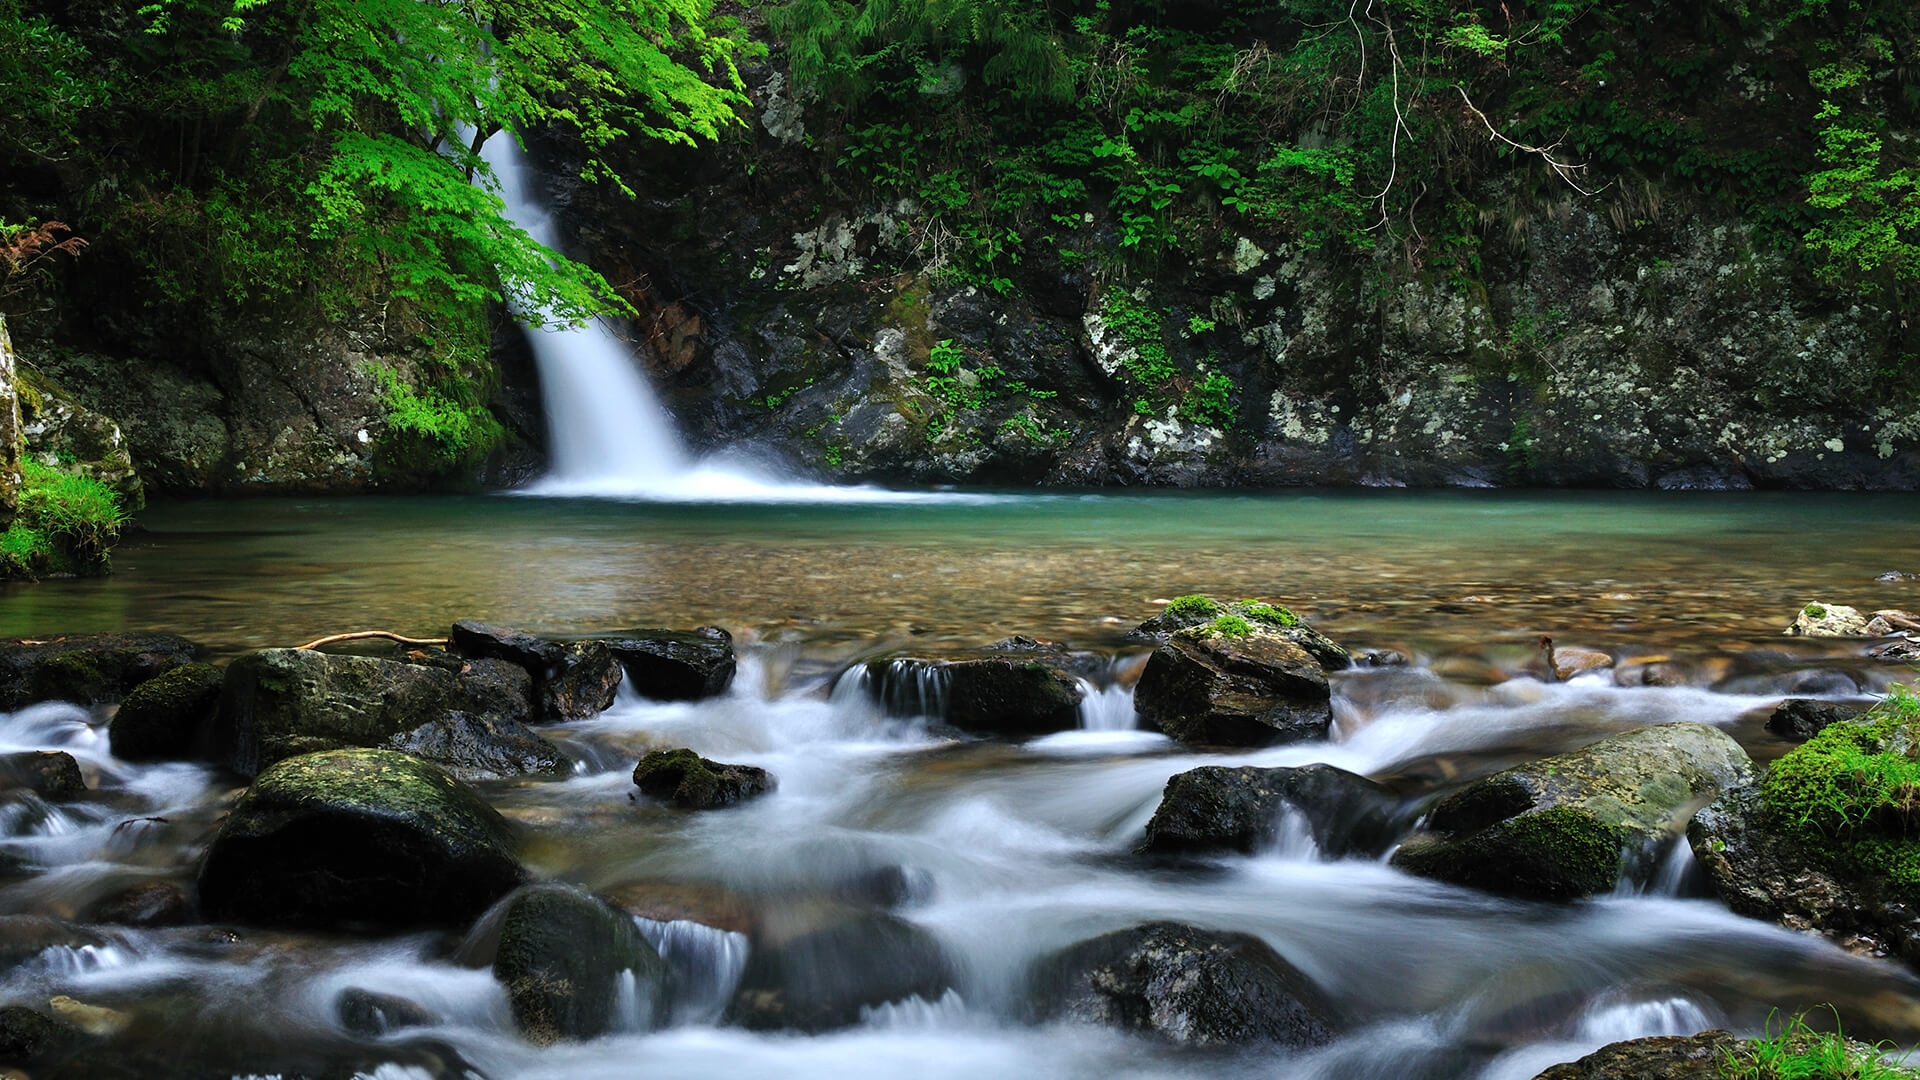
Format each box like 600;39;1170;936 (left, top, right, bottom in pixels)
1028;921;1337;1047
0;1004;88;1061
461;883;673;1044
1140;764;1409;858
1530;1031;1736;1080
197;748;527;930
108;661;223;761
0;750;84;800
727;906;955;1032
1785;602;1869;637
602;627;737;701
448;621;623;722
1391;723;1753;900
1129;596;1351;671
632;748;773;810
212;648;563;779
860;637;1089;736
1133;622;1333;747
1765;698;1868;743
0;633;196;708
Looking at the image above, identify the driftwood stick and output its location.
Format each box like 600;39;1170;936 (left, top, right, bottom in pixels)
294;630;448;651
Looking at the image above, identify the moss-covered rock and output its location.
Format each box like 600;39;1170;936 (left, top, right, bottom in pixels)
602;627;737;701
0;633;196;709
0;750;85;800
631;748;773;810
213;648;562;779
1530;1030;1736;1080
461;883;673;1044
726;904;955;1032
197;747;527;930
1129;596;1350;671
1140;763;1411;858
859;636;1092;736
1392;723;1753;900
1027;921;1338;1048
1785;601;1870;637
1133;621;1333;747
108;661;223;761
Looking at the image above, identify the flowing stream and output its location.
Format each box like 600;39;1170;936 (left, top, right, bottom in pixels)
3;493;1920;1077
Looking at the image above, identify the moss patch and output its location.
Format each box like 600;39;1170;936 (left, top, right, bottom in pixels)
1207;614;1253;639
1761;683;1920;891
1163;594;1219;618
1239;602;1301;628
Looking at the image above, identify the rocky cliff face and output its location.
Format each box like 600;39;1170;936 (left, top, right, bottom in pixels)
536;60;1917;492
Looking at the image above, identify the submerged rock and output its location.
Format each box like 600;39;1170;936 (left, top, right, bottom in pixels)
1140;763;1409;858
1133;619;1333;747
632;748;773;810
1765;698;1868;743
727;905;955;1032
462;882;673;1044
1391;723;1752;900
0;916;107;973
860;637;1090;736
336;988;437;1037
0;1004;88;1060
0;633;196;709
197;748;527;930
1785;602;1870;637
602;627;737;701
1129;596;1350;672
81;880;191;928
213;648;564;779
0;750;84;800
1028;921;1337;1047
108;661;223;762
1531;1030;1735;1080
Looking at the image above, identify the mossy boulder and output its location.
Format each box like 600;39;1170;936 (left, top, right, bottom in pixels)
197;748;527;930
1129;596;1350;672
726;904;955;1032
632;748;773;810
1530;1031;1736;1080
108;661;223;761
1133;621;1333;747
1140;763;1411;858
602;627;737;701
0;633;196;709
1027;921;1338;1048
859;636;1091;736
460;883;673;1044
212;648;563;779
0;750;85;800
448;621;624;722
1391;723;1753;900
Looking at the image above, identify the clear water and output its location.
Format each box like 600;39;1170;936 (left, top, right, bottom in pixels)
3;490;1919;1078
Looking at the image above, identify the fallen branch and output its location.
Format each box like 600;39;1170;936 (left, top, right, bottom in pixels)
295;630;448;651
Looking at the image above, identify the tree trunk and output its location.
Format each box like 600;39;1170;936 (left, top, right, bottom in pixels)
0;314;23;526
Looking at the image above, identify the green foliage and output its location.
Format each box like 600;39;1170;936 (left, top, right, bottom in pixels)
1762;684;1920;889
369;352;506;477
1208;614;1253;639
1164;594;1219;618
1803;57;1920;305
921;337;1056;439
2;458;128;577
1182;369;1237;428
1722;1008;1920;1080
1239;602;1300;628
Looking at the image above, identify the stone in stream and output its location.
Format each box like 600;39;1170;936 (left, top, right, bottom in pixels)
197;748;527;930
1784;601;1870;637
81;880;192;928
336;987;438;1037
107;661;223;762
448;621;624;722
0;1004;89;1061
0;633;197;709
632;748;773;810
601;627;737;701
1390;723;1753;901
727;904;956;1032
1128;596;1352;672
0;916;108;974
212;648;565;779
1133;618;1333;747
1530;1030;1736;1080
1027;921;1338;1047
1765;698;1868;742
859;636;1091;736
1869;637;1920;663
458;882;673;1044
0;750;85;800
1140;763;1411;858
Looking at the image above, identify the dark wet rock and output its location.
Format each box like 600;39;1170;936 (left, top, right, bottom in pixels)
1869;637;1920;663
0;916;107;973
0;633;196;709
727;905;956;1032
1359;647;1411;667
1028;921;1338;1047
1133;623;1333;747
1766;698;1868;742
1530;1030;1735;1080
860;639;1089;736
602;627;737;701
449;619;567;671
1878;571;1917;583
0;751;84;800
1141;763;1410;858
1391;723;1753;900
449;621;624;722
0;1004;88;1060
462;882;673;1044
197;748;527;930
81;881;192;928
337;987;437;1037
632;748;772;810
213;648;563;779
108;661;223;762
1128;597;1350;672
